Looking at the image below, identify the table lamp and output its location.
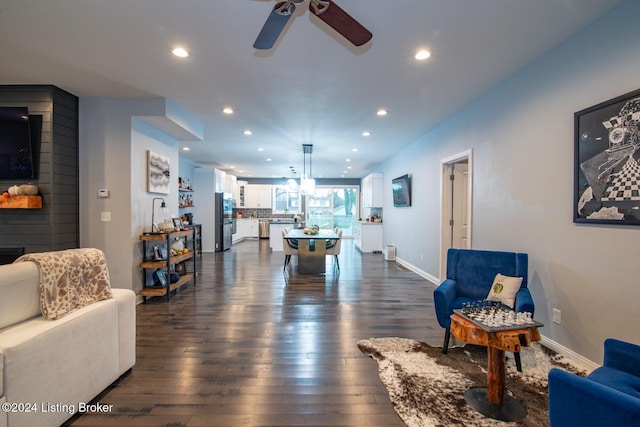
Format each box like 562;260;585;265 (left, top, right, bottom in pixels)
151;197;168;233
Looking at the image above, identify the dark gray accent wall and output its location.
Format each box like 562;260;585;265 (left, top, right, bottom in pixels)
0;85;79;254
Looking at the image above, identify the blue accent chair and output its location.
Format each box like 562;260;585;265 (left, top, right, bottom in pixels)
433;248;534;370
548;339;640;427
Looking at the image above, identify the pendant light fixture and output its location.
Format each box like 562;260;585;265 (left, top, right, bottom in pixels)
300;144;316;195
287;166;298;191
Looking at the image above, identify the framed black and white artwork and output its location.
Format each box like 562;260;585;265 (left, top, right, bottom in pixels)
147;150;171;194
574;88;640;225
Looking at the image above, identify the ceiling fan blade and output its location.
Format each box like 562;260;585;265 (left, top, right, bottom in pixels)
253;2;297;50
309;0;372;47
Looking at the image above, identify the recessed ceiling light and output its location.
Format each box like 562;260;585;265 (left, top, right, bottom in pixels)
415;49;431;60
182;147;190;151
172;47;189;58
362;131;371;137
243;130;252;136
257;147;264;151
222;107;234;115
347;166;352;170
376;109;388;116
352;148;359;152
345;158;351;162
266;158;272;162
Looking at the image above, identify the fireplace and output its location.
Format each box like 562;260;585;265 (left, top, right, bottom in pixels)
0;247;25;265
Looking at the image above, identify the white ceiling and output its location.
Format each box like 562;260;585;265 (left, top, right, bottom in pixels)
0;0;623;178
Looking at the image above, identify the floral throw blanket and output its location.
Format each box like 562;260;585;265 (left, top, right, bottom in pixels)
15;248;113;320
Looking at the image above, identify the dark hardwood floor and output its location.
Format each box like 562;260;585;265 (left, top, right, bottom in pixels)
65;238;441;427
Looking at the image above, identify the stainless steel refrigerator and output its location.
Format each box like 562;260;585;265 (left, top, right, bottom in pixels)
215;192;233;252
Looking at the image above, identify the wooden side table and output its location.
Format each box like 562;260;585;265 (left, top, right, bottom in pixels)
450;312;541;422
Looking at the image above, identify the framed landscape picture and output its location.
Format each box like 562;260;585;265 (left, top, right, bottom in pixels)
574;88;640;225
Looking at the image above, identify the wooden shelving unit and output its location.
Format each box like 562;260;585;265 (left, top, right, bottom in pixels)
139;230;196;302
186;224;202;256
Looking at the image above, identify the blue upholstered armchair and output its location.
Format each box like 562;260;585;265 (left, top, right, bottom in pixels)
548;339;640;427
433;248;534;366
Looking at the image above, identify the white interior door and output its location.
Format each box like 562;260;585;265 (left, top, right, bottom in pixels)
451;162;469;248
440;150;473;279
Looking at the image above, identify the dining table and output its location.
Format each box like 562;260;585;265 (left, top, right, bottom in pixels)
284;229;340;274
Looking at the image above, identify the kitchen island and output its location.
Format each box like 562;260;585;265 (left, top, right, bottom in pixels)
269;220;299;251
353;221;383;253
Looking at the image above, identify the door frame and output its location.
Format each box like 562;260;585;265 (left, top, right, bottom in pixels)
440;149;473;279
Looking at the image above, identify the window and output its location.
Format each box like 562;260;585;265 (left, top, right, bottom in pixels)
306;186;358;236
273;185;300;214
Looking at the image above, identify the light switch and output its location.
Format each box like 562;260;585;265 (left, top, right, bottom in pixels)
101;212;111;222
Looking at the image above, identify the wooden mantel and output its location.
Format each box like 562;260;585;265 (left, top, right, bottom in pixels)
0;195;43;209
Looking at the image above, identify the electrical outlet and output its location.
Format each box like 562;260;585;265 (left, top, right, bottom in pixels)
101;211;111;222
553;308;561;325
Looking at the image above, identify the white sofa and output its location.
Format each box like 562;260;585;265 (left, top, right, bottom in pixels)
0;260;136;427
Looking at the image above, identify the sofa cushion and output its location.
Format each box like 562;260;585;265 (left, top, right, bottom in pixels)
0;262;40;330
1;298;120;427
589;366;640;399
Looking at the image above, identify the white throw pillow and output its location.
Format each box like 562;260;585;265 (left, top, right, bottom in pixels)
486;273;523;309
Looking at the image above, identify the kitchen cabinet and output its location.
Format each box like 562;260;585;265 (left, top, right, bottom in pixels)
362;172;383;208
245;184;272;208
245;218;259;238
214;168;226;193
233;218;245;243
225;173;237;198
233;218;259;241
138;230;196;302
353;221;383;253
238;180;248;208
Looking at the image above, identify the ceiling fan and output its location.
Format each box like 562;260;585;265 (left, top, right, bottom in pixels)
253;0;372;50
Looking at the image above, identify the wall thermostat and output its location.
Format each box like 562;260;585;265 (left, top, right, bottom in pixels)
98;189;110;198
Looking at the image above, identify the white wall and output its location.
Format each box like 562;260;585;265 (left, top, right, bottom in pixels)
80;98;198;294
381;0;640;364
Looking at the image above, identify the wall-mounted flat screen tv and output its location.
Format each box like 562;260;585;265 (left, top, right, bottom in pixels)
0;107;36;180
392;174;411;207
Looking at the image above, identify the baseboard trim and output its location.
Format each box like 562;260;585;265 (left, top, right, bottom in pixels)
396;257;599;372
539;335;598;372
395;257;439;286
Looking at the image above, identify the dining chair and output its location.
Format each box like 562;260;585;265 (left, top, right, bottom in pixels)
282;228;297;270
325;229;342;272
